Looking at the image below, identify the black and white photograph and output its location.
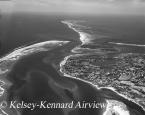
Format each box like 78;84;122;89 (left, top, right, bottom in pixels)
0;0;145;115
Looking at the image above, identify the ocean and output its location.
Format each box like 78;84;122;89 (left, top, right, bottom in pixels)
0;14;145;56
0;13;145;115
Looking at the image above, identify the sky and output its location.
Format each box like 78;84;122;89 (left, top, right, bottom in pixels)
0;0;145;15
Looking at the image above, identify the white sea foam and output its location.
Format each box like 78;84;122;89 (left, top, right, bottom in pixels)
61;20;145;112
0;40;70;106
109;42;145;47
59;53;145;111
0;40;70;62
61;20;93;45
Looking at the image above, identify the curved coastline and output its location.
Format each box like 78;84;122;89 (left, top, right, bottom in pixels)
0;40;69;62
0;19;144;115
0;40;70;107
59;52;145;112
61;20;93;45
60;20;145;113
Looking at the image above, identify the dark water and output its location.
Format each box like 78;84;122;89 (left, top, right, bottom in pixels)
0;13;79;56
6;48;106;115
68;15;145;54
6;45;145;115
0;13;145;115
84;15;145;44
0;14;145;56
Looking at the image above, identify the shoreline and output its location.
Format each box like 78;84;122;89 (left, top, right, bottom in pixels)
59;53;145;112
61;20;93;45
0;19;144;114
0;40;70;108
0;40;70;62
60;20;145;112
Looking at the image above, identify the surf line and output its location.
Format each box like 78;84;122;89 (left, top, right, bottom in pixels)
61;20;93;45
109;42;145;47
60;20;145;112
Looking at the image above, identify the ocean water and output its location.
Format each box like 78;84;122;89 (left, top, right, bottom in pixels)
0;14;79;56
0;14;145;56
62;15;145;54
0;14;145;115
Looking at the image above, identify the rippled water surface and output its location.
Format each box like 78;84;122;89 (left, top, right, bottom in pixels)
0;14;145;115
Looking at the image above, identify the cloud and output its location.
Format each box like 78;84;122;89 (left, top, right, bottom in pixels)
13;0;145;15
0;0;14;13
64;0;144;3
0;0;12;1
